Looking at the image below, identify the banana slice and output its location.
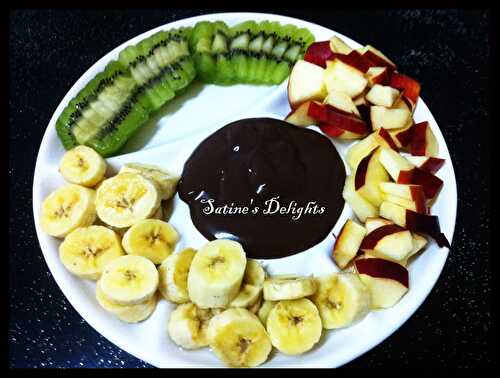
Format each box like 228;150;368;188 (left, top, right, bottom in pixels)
310;273;371;329
59;225;124;280
100;255;159;305
119;163;179;201
187;239;246;308
167;302;222;349
244;260;266;287
96;280;158;323
59;145;107;187
266;298;322;355
257;300;276;325
96;172;161;228
247;295;263;314
159;248;197;303
207;308;272;367
40;184;96;238
122;219;179;264
263;275;317;301
229;284;262;308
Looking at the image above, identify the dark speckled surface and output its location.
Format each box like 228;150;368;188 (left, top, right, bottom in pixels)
9;9;492;368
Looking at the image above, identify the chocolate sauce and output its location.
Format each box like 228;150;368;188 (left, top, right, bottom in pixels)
178;118;346;259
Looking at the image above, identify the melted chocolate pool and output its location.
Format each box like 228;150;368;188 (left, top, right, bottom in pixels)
178;118;346;259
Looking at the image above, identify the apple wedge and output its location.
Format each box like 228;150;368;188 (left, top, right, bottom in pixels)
324;90;361;117
324;58;368;98
379;183;426;213
284;101;317;127
389;72;421;107
379;202;450;248
365;217;393;233
382;193;427;214
388;121;414;148
354;148;390;206
397;167;443;199
360;224;413;262
308;102;369;135
378;147;415;181
403;233;428;264
366;84;400;107
319;123;365;140
366;66;390;87
288;60;327;109
355;258;409;309
361;45;397;71
333;50;373;73
410;121;439;157
370;104;411;130
332;219;367;269
405;156;445;174
330;36;353;54
374;128;398;150
346;132;380;170
343;175;379;222
303;41;335;68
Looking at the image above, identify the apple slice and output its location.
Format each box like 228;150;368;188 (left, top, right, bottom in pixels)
284;101;317;127
332;219;367;269
324;90;361;117
366;66;389;87
329;36;353;54
343;175;379;222
303;41;335;68
370;105;411;130
361;45;397;71
378;147;415;181
374;128;398;150
365;217;393;233
405;156;445;174
308;102;369;135
324;59;368;98
333;50;374;73
410;121;439;157
389;72;421;107
379;201;407;227
346;132;380;170
319;123;365;140
355;258;409;309
288;60;327;109
388;121;414;148
397;167;443;199
366;84;400;107
354;148;390;206
407;233;428;260
379;183;426;213
360;224;413;262
382;193;427;214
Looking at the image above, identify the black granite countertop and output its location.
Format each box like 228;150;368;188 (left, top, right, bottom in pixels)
8;9;492;368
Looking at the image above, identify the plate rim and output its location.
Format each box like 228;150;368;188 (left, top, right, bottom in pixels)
32;11;458;368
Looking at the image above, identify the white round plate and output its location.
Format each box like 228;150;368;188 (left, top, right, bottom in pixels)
32;12;457;368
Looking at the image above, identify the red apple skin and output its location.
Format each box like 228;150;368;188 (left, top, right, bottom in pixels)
355;258;409;287
405;210;450;248
332;50;374;73
354;149;376;190
360;224;407;250
304;41;335;68
378;128;398;150
419;157;445;174
394;123;415;148
362;50;396;72
367;67;390;86
389;72;421;105
409;186;428;214
308;102;368;134
410;121;435;156
319;123;344;137
397;168;443;199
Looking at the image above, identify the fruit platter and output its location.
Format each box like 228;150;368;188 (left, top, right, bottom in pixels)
32;13;457;368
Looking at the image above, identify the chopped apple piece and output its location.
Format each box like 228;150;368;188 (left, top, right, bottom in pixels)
389;72;421;106
379;183;426;213
324;90;361;117
284;101;317;127
333;50;373;73
366;66;389;87
308;102;368;135
378;148;415;181
410;121;439;157
343;175;379;222
360;224;413;262
319;124;365;140
329;36;353;54
370;105;411;130
362;45;397;71
388;121;414;148
405;156;445;174
288;60;327;109
324;59;368;98
355;258;409;309
408;233;428;258
379;201;407;227
346;132;380;170
382;193;427;214
366;84;400;107
354;148;390;206
365;217;393;233
374;128;398;150
303;41;335;68
332;219;367;269
397;167;443;199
